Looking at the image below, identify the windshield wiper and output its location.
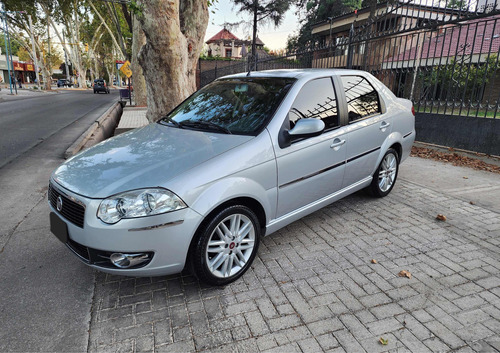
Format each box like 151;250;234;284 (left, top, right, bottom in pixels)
179;120;232;134
160;116;182;128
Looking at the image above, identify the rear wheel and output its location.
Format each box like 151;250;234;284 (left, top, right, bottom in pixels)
192;205;260;286
369;148;399;198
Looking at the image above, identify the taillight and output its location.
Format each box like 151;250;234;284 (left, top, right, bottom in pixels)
411;106;415;116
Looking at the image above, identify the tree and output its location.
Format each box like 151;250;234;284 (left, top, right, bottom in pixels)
134;1;209;122
231;0;291;69
287;0;361;52
17;47;31;61
0;36;21;56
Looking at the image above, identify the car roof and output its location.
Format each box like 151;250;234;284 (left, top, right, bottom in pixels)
220;68;369;80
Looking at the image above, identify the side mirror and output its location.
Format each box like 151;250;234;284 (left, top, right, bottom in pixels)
288;118;325;137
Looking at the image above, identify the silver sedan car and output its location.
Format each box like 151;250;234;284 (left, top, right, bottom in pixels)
49;69;415;285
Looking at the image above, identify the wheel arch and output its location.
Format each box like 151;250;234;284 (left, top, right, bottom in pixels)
186;194;267;264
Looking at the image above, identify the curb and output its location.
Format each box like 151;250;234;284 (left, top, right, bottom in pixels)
414;141;500;167
64;102;123;159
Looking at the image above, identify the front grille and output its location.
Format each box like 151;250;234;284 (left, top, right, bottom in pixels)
48;183;85;228
67;238;90;262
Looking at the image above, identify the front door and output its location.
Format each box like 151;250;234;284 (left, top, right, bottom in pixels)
275;77;347;218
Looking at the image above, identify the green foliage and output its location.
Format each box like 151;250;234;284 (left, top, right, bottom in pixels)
128;0;143;17
232;0;291;28
199;54;234;61
445;0;468;9
421;55;500;99
287;0;362;52
0;36;21;56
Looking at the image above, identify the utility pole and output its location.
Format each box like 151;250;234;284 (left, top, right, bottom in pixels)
28;15;41;90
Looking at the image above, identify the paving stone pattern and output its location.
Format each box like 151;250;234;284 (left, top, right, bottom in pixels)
88;179;500;352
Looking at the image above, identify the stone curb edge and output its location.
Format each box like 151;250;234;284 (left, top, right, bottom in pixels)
64;101;123;159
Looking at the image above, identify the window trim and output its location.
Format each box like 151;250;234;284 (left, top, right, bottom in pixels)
339;75;382;124
278;76;342;149
291;76;340;130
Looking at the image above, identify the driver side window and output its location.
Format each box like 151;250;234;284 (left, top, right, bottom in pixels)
289;77;338;131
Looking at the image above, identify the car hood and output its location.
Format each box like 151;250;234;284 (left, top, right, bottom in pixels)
52;123;253;198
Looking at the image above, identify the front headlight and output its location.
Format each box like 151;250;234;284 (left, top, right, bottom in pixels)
97;188;186;224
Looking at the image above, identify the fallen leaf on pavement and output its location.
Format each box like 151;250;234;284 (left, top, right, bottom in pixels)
371;259;377;264
398;270;412;279
470;201;476;205
411;146;500;174
463;176;468;179
379;337;389;345
436;214;447;221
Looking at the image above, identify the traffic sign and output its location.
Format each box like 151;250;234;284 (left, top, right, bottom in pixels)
120;60;132;78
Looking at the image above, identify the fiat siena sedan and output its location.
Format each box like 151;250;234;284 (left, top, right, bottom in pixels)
49;69;415;285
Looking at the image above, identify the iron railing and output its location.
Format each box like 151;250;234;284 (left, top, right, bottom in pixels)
200;0;500;118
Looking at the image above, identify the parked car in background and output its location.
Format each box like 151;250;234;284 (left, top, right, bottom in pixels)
57;79;72;88
93;79;110;94
49;69;415;285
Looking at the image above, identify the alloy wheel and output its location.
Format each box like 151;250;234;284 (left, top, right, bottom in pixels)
205;213;256;278
378;153;397;192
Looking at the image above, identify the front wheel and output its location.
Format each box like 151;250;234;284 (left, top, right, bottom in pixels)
368;148;399;198
192;205;260;286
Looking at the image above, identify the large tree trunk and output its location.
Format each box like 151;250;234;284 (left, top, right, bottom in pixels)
131;15;147;106
136;0;208;122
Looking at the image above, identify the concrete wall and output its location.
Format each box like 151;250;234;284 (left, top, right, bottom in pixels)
415;112;500;156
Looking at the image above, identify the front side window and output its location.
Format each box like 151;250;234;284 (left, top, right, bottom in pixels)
341;76;381;122
162;78;295;135
289;77;339;131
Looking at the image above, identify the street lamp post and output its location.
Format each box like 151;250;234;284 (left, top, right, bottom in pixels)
1;12;13;94
5;15;17;94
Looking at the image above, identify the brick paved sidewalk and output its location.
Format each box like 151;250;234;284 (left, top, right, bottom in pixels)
87;179;500;353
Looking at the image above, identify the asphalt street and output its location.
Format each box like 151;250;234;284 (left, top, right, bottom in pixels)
0;89;118;351
0;90;118;169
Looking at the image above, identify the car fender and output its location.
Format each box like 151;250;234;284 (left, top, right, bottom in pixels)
372;132;404;175
189;176;273;227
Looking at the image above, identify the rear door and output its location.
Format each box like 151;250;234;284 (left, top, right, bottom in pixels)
275;77;347;218
339;75;393;188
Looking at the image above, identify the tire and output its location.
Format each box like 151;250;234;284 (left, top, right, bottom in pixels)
191;205;260;286
368;148;399;198
93;90;96;94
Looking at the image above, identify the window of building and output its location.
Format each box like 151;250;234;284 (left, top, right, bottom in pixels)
341;76;381;122
289;77;339;131
225;49;232;57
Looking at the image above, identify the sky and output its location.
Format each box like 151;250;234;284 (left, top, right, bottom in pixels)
204;0;301;51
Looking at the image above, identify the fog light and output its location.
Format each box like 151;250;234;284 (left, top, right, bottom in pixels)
110;253;150;269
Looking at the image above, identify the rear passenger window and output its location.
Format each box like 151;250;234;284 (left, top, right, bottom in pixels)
341;76;381;122
289;77;338;131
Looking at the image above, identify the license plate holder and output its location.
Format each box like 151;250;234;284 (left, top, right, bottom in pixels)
50;212;68;243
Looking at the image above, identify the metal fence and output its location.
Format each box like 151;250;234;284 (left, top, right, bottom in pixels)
200;0;500;118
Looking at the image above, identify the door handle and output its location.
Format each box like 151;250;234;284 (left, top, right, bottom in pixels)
330;139;346;149
380;122;390;130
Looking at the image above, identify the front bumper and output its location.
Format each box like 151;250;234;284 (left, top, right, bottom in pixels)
48;181;203;276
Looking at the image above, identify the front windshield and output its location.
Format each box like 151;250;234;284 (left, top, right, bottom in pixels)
161;77;295;135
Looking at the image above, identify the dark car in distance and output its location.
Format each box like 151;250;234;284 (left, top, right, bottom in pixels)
93;79;110;94
57;79;72;88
